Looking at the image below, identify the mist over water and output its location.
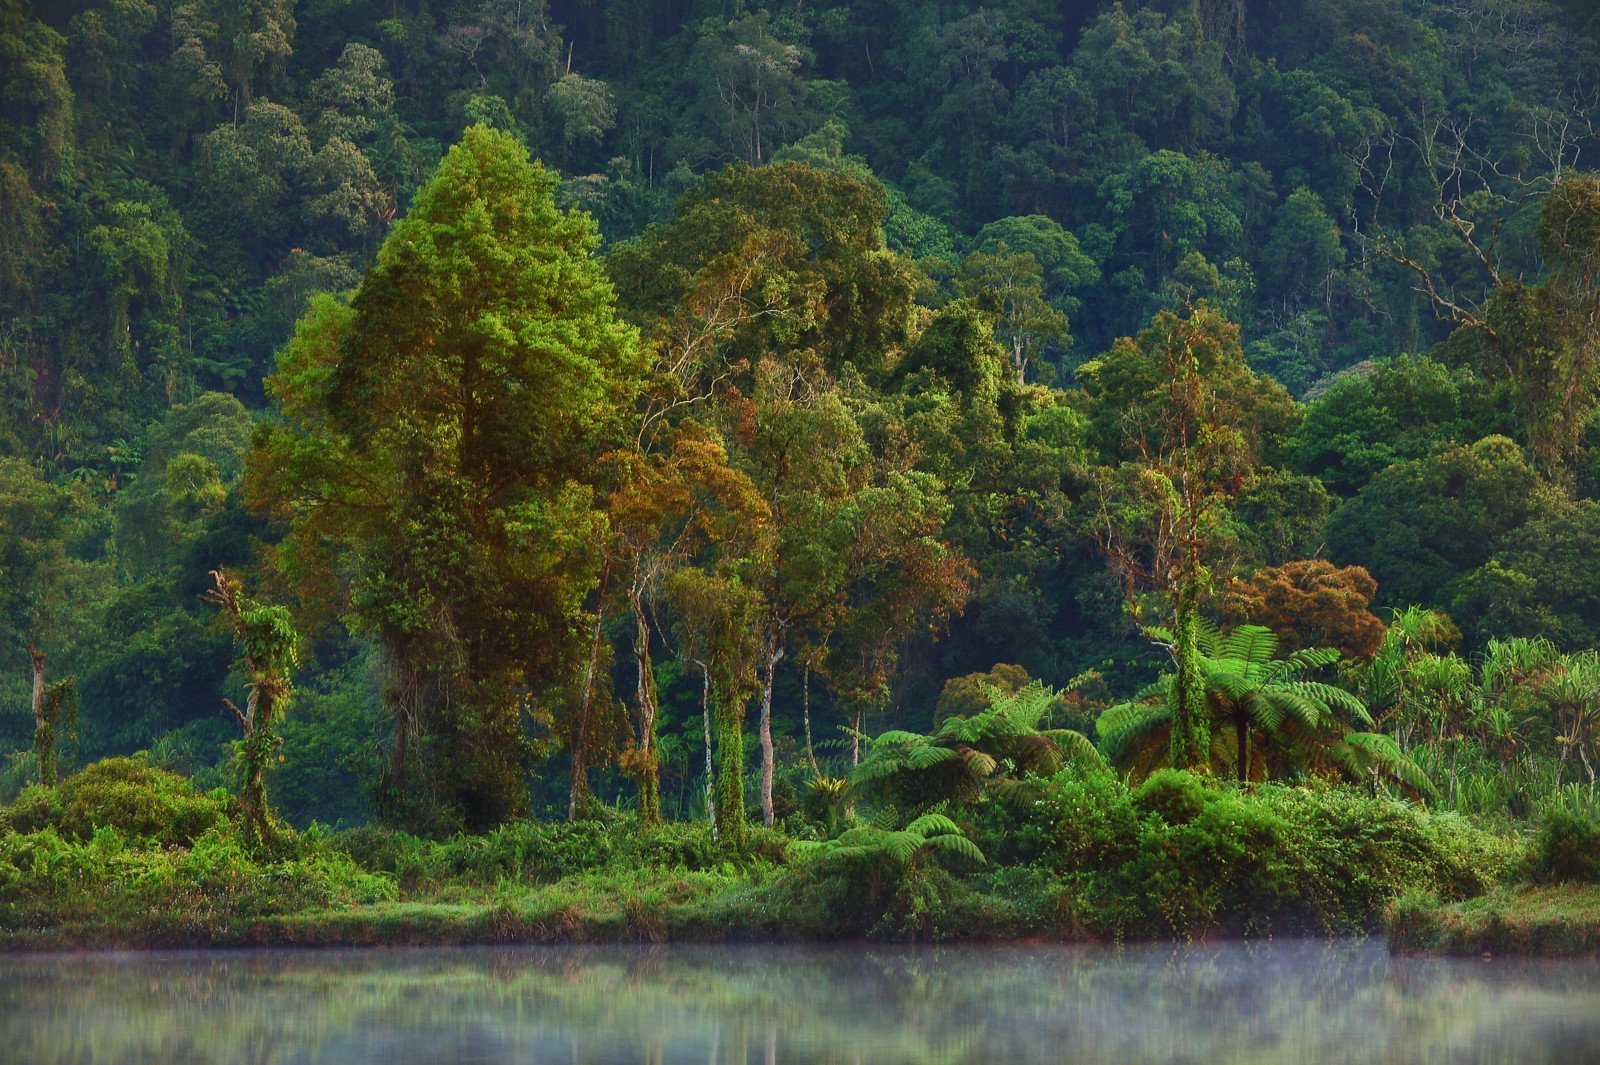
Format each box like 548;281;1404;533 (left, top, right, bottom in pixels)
4;940;1598;1064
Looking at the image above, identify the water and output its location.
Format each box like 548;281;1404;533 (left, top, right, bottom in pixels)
3;940;1599;1064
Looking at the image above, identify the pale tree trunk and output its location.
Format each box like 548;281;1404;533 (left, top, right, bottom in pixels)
631;577;661;824
29;647;44;736
568;568;610;820
851;706;863;768
758;627;784;826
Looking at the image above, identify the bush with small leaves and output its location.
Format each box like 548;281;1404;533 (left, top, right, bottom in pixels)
4;757;231;846
1530;808;1600;884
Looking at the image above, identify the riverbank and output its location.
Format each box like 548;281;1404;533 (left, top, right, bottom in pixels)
1388;884;1600;958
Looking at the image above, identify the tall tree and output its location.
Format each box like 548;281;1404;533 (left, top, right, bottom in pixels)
604;424;766;823
248;125;641;831
727;358;968;822
1083;305;1296;771
204;568;297;849
663;567;763;846
584;230;780;823
0;459;77;786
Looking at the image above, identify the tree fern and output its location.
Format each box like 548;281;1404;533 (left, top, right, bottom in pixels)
787;810;985;868
1098;623;1430;792
850;679;1104;810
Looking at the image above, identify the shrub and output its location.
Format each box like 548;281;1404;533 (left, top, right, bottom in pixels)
4;757;231;846
1132;769;1211;824
328;816;789;896
1530;808;1600;884
0;823;395;938
1015;767;1514;938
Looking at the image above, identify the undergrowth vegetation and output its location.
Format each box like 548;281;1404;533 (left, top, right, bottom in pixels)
0;754;1530;948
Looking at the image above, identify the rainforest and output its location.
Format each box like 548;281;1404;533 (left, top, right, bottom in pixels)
5;0;1600;964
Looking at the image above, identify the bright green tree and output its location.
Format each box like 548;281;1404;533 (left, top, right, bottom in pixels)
1083;305;1296;772
249;125;641;831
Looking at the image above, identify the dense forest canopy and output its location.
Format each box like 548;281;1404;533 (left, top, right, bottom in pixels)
6;0;1600;836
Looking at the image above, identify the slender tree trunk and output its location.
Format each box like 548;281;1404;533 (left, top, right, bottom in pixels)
802;664;819;778
1235;711;1248;785
568;565;610;820
239;685;285;848
715;685;746;847
1448;742;1459;808
29;646;50;787
758;630;783;826
1170;545;1210;773
631;579;661;824
851;706;863;768
698;660;716;840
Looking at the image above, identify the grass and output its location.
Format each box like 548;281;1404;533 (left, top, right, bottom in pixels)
1387;884;1600;957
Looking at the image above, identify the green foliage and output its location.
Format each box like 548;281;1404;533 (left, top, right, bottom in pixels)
3;757;229;846
6;0;1600;951
252;124;641;831
0;823;396;940
1131;769;1209;825
1019;765;1514;938
852;680;1101;810
1100;623;1430;793
1327;436;1554;612
1530;808;1600;884
779;812;992;940
1291;357;1501;497
789;812;985;868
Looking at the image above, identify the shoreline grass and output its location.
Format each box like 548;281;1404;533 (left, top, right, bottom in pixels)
1387;884;1600;958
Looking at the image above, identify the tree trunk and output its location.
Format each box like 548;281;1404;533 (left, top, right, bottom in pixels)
802;664;819;778
1235;711;1248;785
29;646;50;787
1169;549;1211;773
758;630;783;827
698;660;716;840
568;568;610;820
631;581;660;824
715;683;746;847
851;706;863;768
1448;742;1459;808
240;692;269;847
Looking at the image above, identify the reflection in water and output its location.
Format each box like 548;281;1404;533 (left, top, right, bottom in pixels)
3;940;1599;1064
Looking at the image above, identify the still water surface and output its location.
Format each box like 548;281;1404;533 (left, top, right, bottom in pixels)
3;940;1599;1064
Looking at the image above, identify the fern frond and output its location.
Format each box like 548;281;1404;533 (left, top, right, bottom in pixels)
1219;624;1278;666
905;812;962;836
923;833;985;863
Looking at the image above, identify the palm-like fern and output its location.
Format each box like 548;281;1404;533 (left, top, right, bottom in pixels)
787;812;985;867
851;680;1102;809
1100;624;1434;795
